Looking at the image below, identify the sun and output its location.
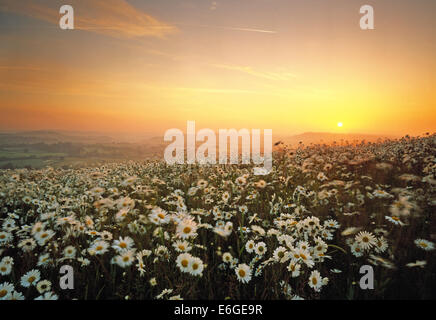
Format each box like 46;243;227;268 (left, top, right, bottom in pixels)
337;122;343;127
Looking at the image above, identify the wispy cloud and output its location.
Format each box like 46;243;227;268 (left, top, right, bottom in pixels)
211;64;296;81
219;26;276;34
1;0;177;38
175;23;276;34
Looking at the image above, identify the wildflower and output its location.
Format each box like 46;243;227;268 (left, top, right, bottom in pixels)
89;240;110;255
18;238;37;252
287;260;301;278
9;291;25;300
308;270;323;291
406;260;427;268
172;240;192;253
273;246;289;263
188;257;204;276
355;231;376;250
235;264;252;283
254;242;267;256
0;282;14;300
149;278;157;286
414;239;435;251
112;236;135;252
385;215;405;226
63;246;77;259
176;218;198;239
34;292;58;300
20;269;41;288
113;250;136;268
0;231;13;244
222;252;233;263
389;196;414;216
34;230;55;246
374;237;388;253
176;253;192;273
245;240;255;253
36;280;52;294
0;261;12;276
350;242;363;257
37;253;52;267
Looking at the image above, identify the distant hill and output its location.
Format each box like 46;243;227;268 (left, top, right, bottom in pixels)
278;132;398;147
0;130;116;145
0;130;399;148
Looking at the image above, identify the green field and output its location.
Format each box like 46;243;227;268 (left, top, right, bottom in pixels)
0;147;67;169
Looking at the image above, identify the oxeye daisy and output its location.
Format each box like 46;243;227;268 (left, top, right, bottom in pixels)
254;242;267;256
98;231;113;241
112;236;135;252
113;250;135;268
308;270;323;291
89;240;109;255
355;231;376;250
0;282;14;300
20;269;41;288
414;239;434;251
36;280;52;294
149;278;157;286
18;238;37;252
222;252;233;263
350;242;363;257
176;219;198;239
287;260;301;278
63;246;76;259
9;291;25;300
0;231;12;244
385;215;405;226
273;246;289;263
245;240;255;253
176;253;192;273
324;219;340;229
172;240;192;253
0;261;12;276
2;218;15;230
34;230;55;246
34;292;58;300
235;264;252;284
37;253;51;267
374;237;388;253
188;257;204;276
149;207;170;225
221;191;230;202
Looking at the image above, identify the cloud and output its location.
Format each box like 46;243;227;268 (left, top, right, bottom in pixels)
211;64;296;81
219;26;276;34
177;23;276;34
1;0;177;38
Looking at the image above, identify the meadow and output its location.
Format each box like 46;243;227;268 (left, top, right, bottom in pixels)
0;134;435;300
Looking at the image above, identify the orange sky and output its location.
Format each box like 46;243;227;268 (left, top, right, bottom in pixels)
0;0;435;137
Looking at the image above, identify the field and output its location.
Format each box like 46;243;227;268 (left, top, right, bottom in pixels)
0;134;435;300
0;147;67;169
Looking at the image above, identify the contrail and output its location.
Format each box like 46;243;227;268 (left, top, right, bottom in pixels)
175;23;277;34
218;26;277;34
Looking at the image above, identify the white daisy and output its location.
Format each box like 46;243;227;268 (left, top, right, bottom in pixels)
20;269;41;288
176;253;192;273
188;257;204;276
355;231;376;250
235;263;252;284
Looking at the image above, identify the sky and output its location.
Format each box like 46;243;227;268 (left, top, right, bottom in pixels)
0;0;435;137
